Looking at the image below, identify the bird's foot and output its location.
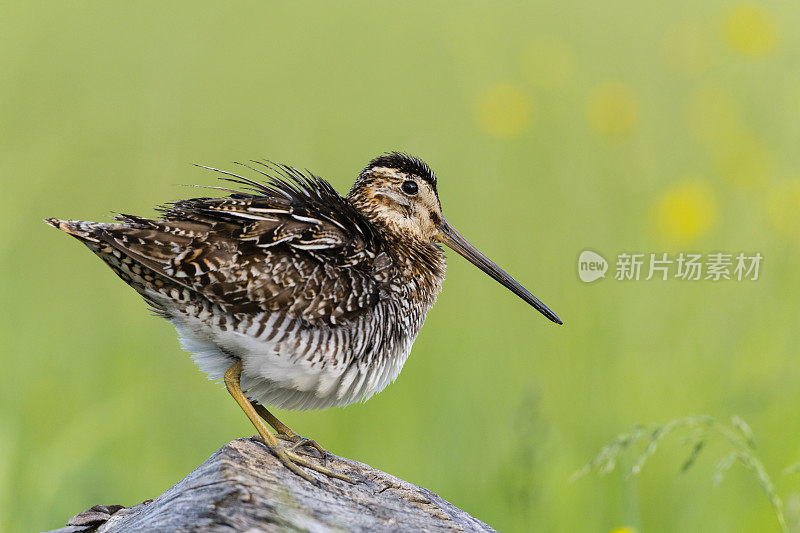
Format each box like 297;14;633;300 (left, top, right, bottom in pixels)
251;403;331;465
225;364;354;486
254;436;354;485
277;433;330;465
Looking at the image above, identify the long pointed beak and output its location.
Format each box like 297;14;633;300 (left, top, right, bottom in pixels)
438;218;563;325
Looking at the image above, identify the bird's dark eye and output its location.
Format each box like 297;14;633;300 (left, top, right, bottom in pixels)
401;180;418;195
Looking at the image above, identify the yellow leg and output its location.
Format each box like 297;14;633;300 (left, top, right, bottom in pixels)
253;402;329;463
253;402;296;437
223;361;353;485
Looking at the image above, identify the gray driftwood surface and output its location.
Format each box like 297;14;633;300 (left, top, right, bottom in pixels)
46;437;496;532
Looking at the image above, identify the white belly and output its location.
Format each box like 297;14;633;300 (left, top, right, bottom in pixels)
169;310;418;411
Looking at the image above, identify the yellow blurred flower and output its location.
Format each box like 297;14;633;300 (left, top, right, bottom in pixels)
724;4;777;57
767;180;800;240
610;528;636;533
586;81;638;139
520;35;576;89
653;180;717;244
662;21;711;75
475;83;533;139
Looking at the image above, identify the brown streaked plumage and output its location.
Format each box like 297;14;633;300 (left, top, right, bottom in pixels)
47;152;562;485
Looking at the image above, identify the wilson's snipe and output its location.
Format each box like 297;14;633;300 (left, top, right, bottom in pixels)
47;153;562;485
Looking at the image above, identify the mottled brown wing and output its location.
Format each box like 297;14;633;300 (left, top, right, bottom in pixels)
87;161;392;326
98;195;388;326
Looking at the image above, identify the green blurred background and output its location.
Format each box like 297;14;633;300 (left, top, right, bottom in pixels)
2;1;799;531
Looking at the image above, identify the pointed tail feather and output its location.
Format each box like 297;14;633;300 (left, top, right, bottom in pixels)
44;218;103;242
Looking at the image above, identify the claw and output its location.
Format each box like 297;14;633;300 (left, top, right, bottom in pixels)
284;449;354;483
288;437;329;466
254;436;353;484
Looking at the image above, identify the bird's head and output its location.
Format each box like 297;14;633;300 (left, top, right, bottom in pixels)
348;152;443;242
348;152;562;325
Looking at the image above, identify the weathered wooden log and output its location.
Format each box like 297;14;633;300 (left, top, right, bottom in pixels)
46;437;495;532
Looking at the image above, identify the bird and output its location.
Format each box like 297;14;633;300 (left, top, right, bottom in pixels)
46;152;562;485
